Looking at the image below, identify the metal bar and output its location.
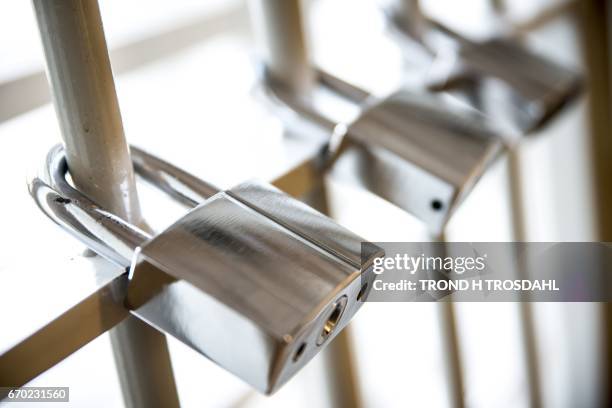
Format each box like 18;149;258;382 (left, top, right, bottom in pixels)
322;326;363;408
508;150;542;408
437;301;465;408
300;180;364;408
249;0;315;94
32;0;141;221
577;0;612;405
393;0;423;30
0;274;128;397
31;2;179;407
394;0;418;22
434;234;465;408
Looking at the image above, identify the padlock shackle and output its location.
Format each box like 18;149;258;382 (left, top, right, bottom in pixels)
29;177;145;268
29;145;221;268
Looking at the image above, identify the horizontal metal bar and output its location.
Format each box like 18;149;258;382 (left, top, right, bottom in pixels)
0;274;128;396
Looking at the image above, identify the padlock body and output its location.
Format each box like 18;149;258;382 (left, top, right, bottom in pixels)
331;90;502;233
127;182;381;393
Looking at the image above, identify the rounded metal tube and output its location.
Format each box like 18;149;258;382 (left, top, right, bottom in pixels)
249;0;315;94
32;2;178;407
33;0;141;222
394;0;419;22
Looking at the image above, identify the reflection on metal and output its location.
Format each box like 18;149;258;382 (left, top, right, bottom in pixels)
31;1;179;407
128;181;376;394
23;146;383;395
386;0;582;134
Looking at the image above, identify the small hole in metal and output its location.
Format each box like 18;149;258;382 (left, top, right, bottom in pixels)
357;283;368;301
431;199;443;211
293;342;306;362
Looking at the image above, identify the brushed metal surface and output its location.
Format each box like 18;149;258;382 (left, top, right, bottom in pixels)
127;181;382;393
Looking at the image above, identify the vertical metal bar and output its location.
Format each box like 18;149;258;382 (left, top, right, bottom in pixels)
322;326;363;408
508;150;542;408
32;0;138;221
437;302;465;408
393;0;421;26
434;235;465;408
577;0;612;405
248;0;315;94
32;1;180;407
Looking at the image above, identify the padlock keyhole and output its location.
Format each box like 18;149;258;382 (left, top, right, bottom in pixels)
357;282;369;301
317;296;347;346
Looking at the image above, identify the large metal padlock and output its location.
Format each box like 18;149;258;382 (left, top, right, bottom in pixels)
31;145;383;394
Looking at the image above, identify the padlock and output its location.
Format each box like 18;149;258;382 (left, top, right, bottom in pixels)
258;72;504;233
384;0;582;133
31;145;383;394
326;88;502;234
